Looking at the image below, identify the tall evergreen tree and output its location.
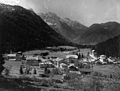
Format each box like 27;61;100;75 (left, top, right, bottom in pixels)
0;52;5;75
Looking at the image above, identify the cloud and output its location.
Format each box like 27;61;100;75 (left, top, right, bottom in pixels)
0;0;20;5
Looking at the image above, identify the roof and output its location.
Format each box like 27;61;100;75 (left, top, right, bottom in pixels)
60;63;67;66
69;66;79;71
66;55;78;59
26;55;39;60
7;54;16;57
68;63;75;67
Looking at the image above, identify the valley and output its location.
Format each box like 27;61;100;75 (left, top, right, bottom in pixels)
0;3;120;91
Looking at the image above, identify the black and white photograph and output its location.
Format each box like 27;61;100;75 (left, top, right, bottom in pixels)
0;0;120;91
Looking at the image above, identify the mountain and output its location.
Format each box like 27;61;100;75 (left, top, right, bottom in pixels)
95;35;120;57
40;12;120;46
40;12;87;44
75;22;120;45
0;3;72;53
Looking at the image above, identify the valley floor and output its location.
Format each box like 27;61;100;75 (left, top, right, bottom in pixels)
2;47;120;91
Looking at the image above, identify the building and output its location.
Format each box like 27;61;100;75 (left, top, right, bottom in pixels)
99;55;107;64
25;55;39;61
66;54;78;59
3;52;23;61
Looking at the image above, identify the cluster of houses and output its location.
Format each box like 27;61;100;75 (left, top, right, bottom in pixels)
84;50;120;65
3;49;120;78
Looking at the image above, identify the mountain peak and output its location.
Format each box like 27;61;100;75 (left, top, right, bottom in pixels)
40;12;87;44
0;3;15;11
40;12;61;21
90;21;120;27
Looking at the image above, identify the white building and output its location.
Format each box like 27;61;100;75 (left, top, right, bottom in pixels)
66;54;78;59
99;55;107;64
25;55;39;60
5;53;17;61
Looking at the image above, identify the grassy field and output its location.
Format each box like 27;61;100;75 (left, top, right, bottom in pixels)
93;64;120;79
23;48;91;59
23;50;72;58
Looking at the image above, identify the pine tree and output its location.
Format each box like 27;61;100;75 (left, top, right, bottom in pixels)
20;65;23;74
0;53;5;75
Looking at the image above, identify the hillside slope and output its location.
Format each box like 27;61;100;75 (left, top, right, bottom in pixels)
0;4;72;53
75;22;120;45
95;35;120;57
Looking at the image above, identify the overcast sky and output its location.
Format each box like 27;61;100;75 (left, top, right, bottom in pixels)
1;0;120;26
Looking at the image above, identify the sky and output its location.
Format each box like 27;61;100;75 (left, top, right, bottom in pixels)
0;0;120;26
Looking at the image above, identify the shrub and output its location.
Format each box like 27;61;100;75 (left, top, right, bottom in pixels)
4;68;10;76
